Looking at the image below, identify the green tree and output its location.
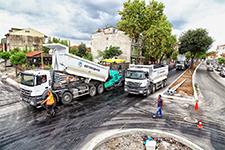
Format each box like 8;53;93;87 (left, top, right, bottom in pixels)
43;46;50;54
83;52;93;61
69;43;93;61
99;46;122;59
217;57;225;65
206;51;217;57
179;28;213;67
10;52;26;76
76;43;87;57
185;51;192;61
144;16;176;63
49;37;69;46
0;51;11;71
118;0;167;63
171;51;179;61
69;47;78;55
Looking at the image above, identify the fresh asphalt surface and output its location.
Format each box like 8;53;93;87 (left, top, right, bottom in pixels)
0;66;224;150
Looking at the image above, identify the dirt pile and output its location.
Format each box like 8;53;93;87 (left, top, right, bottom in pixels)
170;63;198;97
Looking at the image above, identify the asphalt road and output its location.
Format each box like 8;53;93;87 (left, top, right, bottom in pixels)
195;64;225;149
0;69;183;150
81;64;225;150
3;66;225;150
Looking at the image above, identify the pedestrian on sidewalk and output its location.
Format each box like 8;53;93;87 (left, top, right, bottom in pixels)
153;94;163;118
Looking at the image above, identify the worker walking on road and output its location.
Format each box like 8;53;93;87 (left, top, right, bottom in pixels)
153;95;163;118
41;90;56;116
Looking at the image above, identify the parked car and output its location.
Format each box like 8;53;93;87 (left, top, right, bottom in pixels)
207;65;213;71
215;65;223;72
220;67;225;77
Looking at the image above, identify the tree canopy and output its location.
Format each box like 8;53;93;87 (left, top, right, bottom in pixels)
0;51;11;61
179;28;213;59
117;0;176;63
10;52;26;76
69;43;93;61
98;46;122;59
217;57;225;65
0;51;11;70
10;52;26;66
48;37;70;47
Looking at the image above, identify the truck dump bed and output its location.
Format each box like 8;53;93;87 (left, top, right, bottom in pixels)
44;44;109;82
128;64;168;83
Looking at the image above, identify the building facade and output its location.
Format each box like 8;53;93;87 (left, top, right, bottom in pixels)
2;28;47;51
216;44;225;56
91;27;132;62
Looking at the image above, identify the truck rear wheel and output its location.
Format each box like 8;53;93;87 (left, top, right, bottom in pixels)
97;83;104;94
89;85;97;97
61;92;73;105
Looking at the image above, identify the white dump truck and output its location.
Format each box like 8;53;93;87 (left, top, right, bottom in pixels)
176;54;187;70
124;64;168;96
20;44;123;108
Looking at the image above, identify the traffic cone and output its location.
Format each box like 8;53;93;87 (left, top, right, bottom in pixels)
197;120;203;129
195;100;199;111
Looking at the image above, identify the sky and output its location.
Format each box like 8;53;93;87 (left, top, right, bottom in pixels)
0;0;224;49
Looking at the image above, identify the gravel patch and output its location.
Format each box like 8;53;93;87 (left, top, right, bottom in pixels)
95;132;193;150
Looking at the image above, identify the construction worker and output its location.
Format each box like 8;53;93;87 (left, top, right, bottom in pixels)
41;90;56;116
153;95;163;118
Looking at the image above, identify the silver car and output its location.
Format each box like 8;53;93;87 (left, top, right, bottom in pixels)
220;68;225;77
207;65;213;71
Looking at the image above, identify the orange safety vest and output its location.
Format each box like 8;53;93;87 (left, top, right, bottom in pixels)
46;92;54;106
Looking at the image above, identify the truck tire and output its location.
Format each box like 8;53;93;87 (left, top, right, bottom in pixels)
145;88;151;97
89;85;97;97
152;84;156;93
97;83;104;94
163;80;167;87
61;92;73;105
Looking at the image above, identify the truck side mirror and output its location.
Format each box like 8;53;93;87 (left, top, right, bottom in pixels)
145;73;149;78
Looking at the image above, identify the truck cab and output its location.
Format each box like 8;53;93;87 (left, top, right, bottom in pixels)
20;70;51;108
124;64;168;96
125;68;151;95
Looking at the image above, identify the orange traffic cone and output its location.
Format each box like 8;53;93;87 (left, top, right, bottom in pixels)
195;100;199;111
197;120;203;129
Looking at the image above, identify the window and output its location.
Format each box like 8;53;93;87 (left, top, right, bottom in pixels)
36;75;47;85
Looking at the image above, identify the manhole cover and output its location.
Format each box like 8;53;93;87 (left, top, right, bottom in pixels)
184;116;198;123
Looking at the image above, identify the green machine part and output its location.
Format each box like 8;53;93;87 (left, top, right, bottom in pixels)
104;69;122;89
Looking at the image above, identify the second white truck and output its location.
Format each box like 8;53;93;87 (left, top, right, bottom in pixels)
124;64;168;96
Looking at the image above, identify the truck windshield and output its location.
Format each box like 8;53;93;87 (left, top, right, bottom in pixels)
20;73;35;86
125;70;146;80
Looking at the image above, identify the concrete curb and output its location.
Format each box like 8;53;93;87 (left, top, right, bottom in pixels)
80;129;203;150
192;62;202;102
162;94;194;103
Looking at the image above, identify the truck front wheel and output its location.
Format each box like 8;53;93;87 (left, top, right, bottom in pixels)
61;92;73;105
152;84;156;93
89;86;97;97
145;88;151;97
